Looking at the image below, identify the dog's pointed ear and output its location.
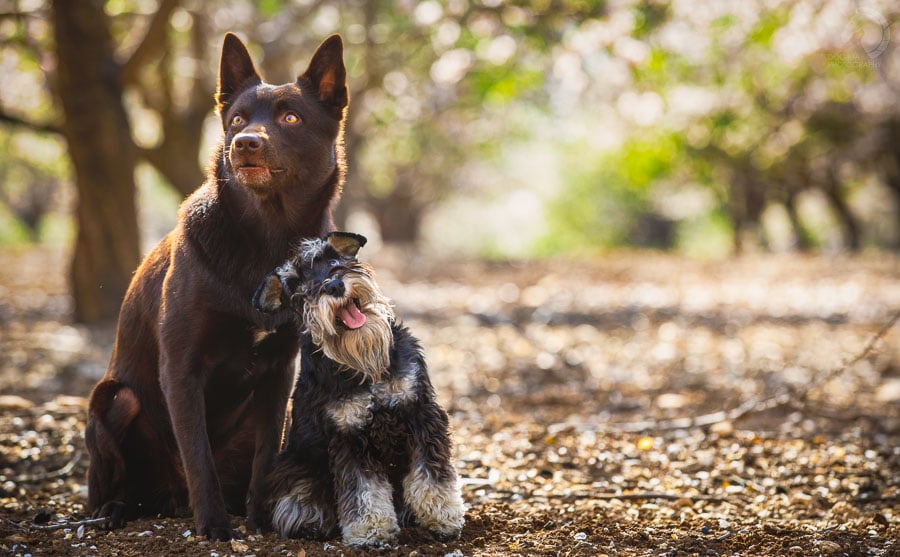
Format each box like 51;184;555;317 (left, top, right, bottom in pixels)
326;232;367;258
216;33;261;113
300;35;347;114
253;272;286;313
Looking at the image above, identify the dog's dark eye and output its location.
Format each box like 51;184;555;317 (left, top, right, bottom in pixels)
283;112;301;125
231;114;245;127
328;259;339;267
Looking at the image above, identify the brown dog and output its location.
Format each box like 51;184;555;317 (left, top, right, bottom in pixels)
83;33;348;540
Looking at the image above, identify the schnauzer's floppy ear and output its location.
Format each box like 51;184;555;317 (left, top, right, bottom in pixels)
326;232;367;258
253;272;286;313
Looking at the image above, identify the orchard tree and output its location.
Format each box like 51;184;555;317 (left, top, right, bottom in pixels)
1;0;211;322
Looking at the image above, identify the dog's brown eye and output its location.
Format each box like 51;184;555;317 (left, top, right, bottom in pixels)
231;114;244;127
283;112;301;124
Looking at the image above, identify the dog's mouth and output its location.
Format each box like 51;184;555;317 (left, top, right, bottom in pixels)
337;298;366;330
234;164;285;181
236;163;285;171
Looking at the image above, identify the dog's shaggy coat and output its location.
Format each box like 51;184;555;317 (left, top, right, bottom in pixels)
255;233;465;547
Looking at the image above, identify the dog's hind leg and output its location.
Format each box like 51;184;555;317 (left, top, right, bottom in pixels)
401;401;465;540
85;379;142;527
267;458;337;539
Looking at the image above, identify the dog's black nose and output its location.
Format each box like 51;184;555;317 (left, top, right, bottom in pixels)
233;133;262;153
323;278;344;297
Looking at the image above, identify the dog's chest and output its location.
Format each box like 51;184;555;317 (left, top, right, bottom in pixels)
204;323;296;395
322;366;420;434
252;328;275;346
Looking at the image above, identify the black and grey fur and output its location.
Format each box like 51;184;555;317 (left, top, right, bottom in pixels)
253;232;465;548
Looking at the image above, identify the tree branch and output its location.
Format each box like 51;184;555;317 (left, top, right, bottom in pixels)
120;0;181;86
13;450;82;483
0;10;47;20
0;107;60;134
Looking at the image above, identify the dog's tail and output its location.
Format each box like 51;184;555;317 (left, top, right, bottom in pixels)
85;379;141;525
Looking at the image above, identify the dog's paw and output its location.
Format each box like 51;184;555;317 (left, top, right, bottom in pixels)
421;503;465;542
245;501;270;534
342;525;399;549
92;500;127;529
245;514;268;534
197;515;236;541
339;478;400;548
402;473;466;540
199;524;236;541
341;511;399;548
430;524;463;542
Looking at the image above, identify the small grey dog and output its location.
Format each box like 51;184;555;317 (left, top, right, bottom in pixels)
253;232;465;547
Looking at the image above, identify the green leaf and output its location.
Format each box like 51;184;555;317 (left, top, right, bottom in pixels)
257;0;283;18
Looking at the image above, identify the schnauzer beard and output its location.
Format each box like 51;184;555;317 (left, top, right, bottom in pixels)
303;270;395;383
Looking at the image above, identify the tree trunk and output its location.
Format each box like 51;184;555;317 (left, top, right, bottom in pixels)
136;12;210;198
824;170;861;251
369;173;424;244
880;117;900;249
52;0;140;323
141;109;208;197
784;192;813;251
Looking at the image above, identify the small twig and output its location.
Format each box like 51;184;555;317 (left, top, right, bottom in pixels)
714;531;733;541
3;516;109;532
12;450;82;483
610;310;900;433
616;393;794;432
28;516;110;531
1;516;23;528
591;492;727;503
801;309;900;400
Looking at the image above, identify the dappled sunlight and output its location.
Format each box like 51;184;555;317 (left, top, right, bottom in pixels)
2;247;899;554
4;0;898;258
0;0;899;554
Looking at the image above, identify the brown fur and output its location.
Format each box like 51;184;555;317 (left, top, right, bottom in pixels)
84;33;349;540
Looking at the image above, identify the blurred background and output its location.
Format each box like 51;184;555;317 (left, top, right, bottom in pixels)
1;6;900;551
0;0;898;323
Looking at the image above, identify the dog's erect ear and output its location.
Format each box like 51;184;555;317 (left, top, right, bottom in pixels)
300;35;347;114
216;33;262;112
326;232;367;258
253;272;285;313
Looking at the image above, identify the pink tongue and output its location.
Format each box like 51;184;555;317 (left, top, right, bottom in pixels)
339;304;367;329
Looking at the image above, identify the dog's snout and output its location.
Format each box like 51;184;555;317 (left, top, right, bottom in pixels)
323;278;345;297
233;133;263;154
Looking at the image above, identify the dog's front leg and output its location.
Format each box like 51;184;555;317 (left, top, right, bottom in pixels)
403;401;465;540
245;325;298;532
159;346;234;541
330;435;399;548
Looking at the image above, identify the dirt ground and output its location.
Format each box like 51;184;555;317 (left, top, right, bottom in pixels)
1;246;899;557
